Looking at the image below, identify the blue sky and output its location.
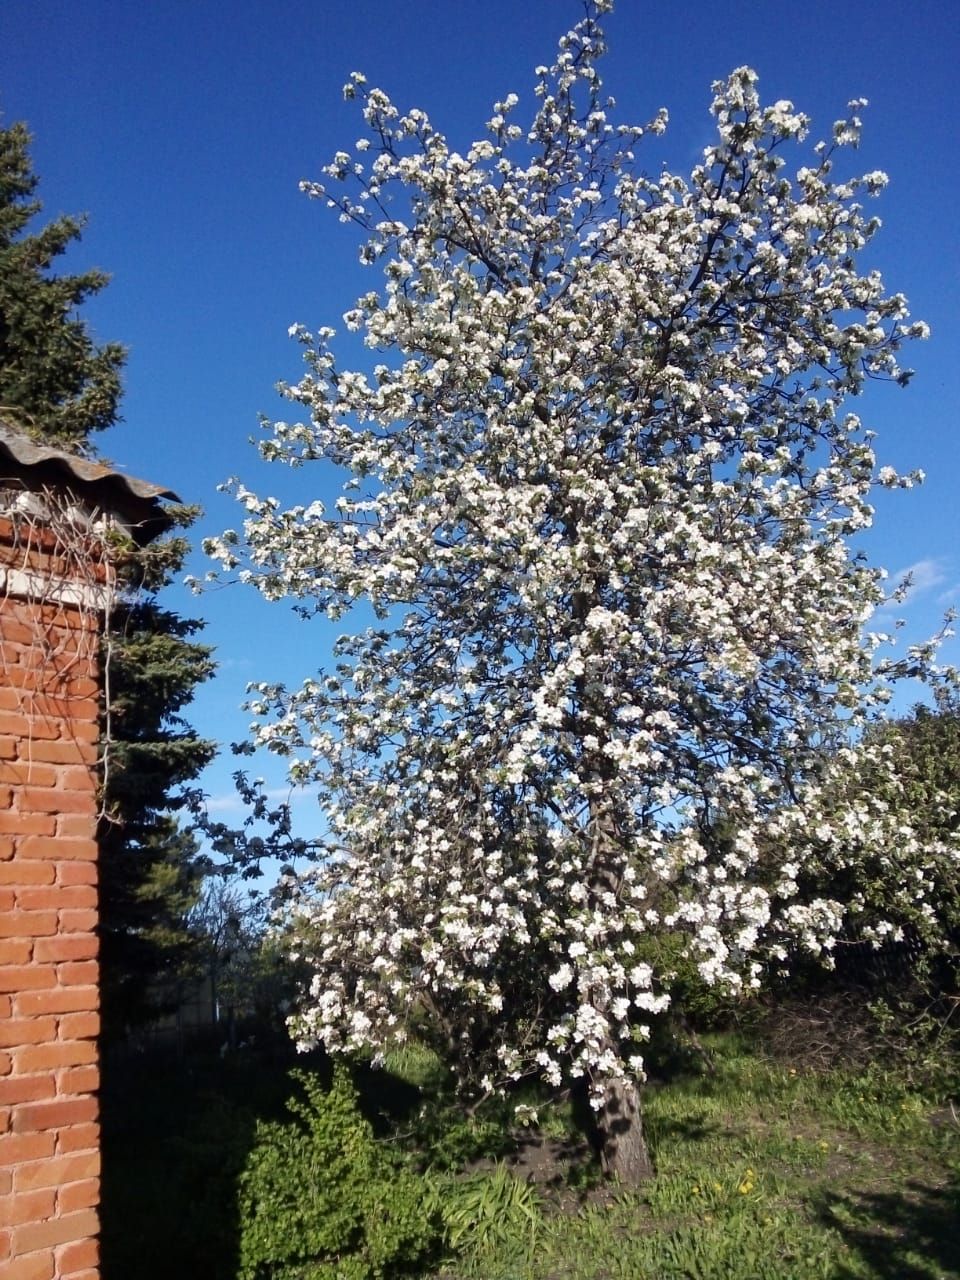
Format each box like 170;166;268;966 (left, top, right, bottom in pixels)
2;0;957;834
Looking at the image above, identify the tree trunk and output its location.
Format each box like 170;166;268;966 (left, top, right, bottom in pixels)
595;1075;654;1183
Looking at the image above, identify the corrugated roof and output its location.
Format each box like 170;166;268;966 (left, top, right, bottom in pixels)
0;420;181;543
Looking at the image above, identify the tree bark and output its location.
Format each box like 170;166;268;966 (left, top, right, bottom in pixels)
595;1074;654;1183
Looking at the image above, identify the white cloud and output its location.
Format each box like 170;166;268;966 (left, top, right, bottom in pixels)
216;656;255;671
886;558;948;607
204;784;318;815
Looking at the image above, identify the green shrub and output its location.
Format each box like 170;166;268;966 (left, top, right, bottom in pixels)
237;1065;440;1279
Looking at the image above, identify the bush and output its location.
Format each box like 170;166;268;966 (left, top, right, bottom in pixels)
237;1065;441;1279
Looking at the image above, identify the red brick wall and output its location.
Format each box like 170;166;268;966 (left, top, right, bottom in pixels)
0;520;102;1280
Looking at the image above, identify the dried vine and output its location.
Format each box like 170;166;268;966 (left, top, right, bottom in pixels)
0;482;123;817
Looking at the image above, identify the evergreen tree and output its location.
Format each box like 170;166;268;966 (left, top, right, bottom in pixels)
99;545;216;1035
0;121;123;449
0;119;216;1036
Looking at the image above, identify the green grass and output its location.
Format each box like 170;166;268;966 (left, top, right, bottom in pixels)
417;1037;960;1280
99;1031;960;1279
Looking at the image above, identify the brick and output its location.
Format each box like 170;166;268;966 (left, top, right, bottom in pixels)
0;834;14;858
20;790;96;816
57;1065;99;1095
55;840;99;865
0;939;32;964
57;767;97;793
0;1130;56;1165
55;814;98;838
4;1249;55;1280
0;616;37;646
40;696;97;724
56;862;97;886
0;964;56;993
57;1176;98;1214
64;671;98;694
58;1009;100;1039
0;712;60;741
14;1041;96;1073
0;1168;11;1194
17;886;96;912
16;838;95;864
56;1122;98;1155
0;1074;56;1106
0;911;58;938
39;596;89;622
17;987;98;1017
33;936;97;964
57;961;98;987
61;720;98;743
0;762;57;787
23;740;97;766
57;911;97;935
14;1149;99;1190
0;1051;11;1075
56;1236;98;1272
15;1206;98;1254
0;738;16;760
0;888;14;910
0;813;56;836
0;863;54;886
26;699;92;728
13;1096;97;1133
0;1018;57;1048
0;1186;56;1226
0;642;24;667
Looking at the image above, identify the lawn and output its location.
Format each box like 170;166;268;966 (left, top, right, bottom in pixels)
99;1025;960;1279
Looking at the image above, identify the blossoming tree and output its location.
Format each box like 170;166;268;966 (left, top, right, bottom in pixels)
209;3;955;1180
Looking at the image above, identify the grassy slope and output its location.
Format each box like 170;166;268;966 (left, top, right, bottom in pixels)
99;1032;960;1280
429;1036;960;1280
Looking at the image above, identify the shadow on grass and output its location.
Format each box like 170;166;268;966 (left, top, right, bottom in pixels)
818;1175;960;1280
645;1110;723;1155
99;1035;438;1280
99;1037;329;1280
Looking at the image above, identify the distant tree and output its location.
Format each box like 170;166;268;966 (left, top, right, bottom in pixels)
828;696;960;984
187;879;304;1044
0;119;216;1036
211;4;953;1180
879;696;960;850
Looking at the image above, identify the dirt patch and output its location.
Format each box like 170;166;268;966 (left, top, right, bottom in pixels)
467;1132;619;1211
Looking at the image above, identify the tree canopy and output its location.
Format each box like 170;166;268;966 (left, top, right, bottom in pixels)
210;3;956;1179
